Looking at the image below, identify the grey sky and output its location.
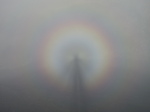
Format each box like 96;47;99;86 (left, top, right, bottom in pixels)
0;0;150;112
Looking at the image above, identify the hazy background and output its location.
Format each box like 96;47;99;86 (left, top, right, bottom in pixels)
0;0;150;112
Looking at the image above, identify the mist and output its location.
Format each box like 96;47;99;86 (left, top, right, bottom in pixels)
0;0;150;112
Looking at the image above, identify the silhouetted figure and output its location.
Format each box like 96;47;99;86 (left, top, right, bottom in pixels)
71;55;88;112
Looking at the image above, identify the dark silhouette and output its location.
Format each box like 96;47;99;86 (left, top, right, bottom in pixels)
70;56;88;112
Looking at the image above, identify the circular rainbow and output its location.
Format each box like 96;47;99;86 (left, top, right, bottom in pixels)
36;16;117;92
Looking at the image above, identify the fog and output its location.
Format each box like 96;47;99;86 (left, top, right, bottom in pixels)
0;0;150;112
